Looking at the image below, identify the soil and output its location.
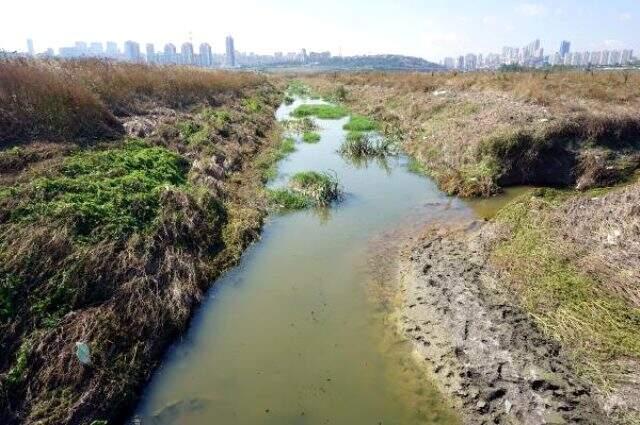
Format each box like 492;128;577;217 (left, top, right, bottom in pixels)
398;222;609;425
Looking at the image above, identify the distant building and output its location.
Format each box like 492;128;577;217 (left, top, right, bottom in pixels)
106;41;119;58
26;39;34;56
225;36;236;67
181;42;194;65
124;40;141;62
146;43;156;63
89;42;104;57
464;53;477;71
443;57;455;69
456;55;464;70
199;43;213;67
560;40;571;58
622;49;633;65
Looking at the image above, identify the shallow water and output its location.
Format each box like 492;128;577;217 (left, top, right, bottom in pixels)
132;98;494;425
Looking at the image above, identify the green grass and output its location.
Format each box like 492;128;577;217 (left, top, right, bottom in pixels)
268;171;341;210
242;96;263;113
3;140;189;241
267;188;311;210
343;115;378;132
407;157;428;175
291;104;349;120
302;131;321;143
287;81;313;98
284;95;295;105
339;131;396;158
254;137;297;182
493;194;640;387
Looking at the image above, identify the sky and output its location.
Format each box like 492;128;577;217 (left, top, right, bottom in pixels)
1;0;638;61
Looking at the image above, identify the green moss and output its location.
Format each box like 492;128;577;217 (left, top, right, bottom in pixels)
291;104;349;120
343;115;378;132
302;131;321;143
5;141;189;241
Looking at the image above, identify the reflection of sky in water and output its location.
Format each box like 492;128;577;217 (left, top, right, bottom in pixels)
132;97;469;425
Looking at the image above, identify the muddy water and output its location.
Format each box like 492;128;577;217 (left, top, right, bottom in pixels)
132;99;494;425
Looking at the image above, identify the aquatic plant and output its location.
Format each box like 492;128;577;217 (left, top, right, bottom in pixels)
291;104;349;120
302;131;321;143
343;115;378;132
339;132;396;159
289;171;341;206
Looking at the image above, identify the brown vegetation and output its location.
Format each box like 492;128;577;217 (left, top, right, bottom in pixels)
0;59;282;424
0;59;267;144
303;70;640;196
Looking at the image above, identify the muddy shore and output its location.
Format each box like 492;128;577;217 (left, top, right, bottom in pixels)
397;222;609;425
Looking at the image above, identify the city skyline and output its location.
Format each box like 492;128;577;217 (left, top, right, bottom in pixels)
1;0;639;62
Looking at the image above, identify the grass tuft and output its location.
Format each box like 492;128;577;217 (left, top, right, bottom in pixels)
291;104;349;120
339;131;396;159
302;131;321;143
343;115;378;132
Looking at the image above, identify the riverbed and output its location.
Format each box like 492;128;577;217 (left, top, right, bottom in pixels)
131;97;498;425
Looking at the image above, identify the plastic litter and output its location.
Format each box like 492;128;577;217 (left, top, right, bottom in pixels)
75;342;92;365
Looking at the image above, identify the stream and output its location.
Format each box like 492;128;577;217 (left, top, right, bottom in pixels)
132;97;512;424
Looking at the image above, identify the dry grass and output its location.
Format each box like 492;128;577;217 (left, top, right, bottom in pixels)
0;58;266;144
301;70;640;197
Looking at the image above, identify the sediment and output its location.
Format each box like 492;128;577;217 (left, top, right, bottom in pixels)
398;223;609;425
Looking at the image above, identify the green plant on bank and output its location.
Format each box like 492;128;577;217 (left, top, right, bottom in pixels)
291;104;349;120
5;340;31;387
268;171;341;210
254;137;297;182
287;81;313;98
242;96;263;113
200;107;232;129
1;140;189;242
407;157;428;175
339;131;396;158
343;115;378;132
493;192;640;388
284;95;295;105
302;131;321;143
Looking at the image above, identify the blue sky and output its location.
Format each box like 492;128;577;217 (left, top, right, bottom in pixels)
2;0;638;61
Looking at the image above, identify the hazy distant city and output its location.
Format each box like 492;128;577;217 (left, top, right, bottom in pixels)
7;36;638;71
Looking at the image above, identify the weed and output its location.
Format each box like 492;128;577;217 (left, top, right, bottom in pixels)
267;188;311;210
242;97;263;113
3;141;189;241
302;132;321;143
343;115;378;132
254;137;296;182
291;104;349;120
339;132;396;158
289;171;341;206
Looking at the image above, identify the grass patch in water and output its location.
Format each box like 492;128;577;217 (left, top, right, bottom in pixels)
291;104;348;120
343;115;378;132
339;131;396;159
302;131;321;143
269;171;341;210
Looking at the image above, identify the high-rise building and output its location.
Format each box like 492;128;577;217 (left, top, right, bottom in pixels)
622;49;633;65
225;36;236;67
456;55;465;70
199;43;213;67
106;41;119;58
26;39;34;55
124;40;141;62
601;51;610;66
443;57;455;69
89;42;104;57
146;43;155;63
559;40;571;58
465;53;477;71
181;42;194;65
